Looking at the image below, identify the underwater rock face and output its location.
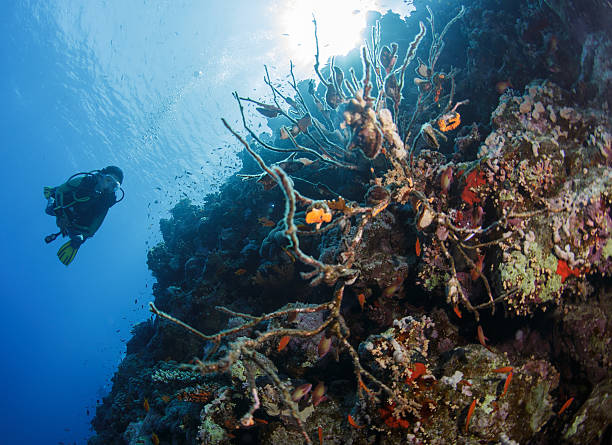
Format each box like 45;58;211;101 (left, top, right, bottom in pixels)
89;1;612;444
356;316;559;443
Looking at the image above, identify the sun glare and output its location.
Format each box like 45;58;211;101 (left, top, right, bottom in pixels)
274;0;403;74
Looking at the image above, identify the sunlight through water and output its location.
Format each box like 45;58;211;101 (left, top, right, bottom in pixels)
273;0;415;73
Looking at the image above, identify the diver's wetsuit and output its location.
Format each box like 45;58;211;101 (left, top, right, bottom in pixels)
46;174;117;240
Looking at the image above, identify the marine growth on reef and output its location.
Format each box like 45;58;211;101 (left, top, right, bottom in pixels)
88;1;612;444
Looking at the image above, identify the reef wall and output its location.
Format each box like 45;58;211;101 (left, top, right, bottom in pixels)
89;1;612;444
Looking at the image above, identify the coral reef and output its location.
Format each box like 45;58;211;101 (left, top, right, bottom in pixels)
89;1;612;444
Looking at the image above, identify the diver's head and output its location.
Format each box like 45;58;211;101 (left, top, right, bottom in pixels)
99;165;123;193
100;165;123;184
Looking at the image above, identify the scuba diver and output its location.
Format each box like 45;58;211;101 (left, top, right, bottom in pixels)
43;166;125;265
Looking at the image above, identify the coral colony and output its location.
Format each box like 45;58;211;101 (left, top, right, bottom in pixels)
89;2;612;444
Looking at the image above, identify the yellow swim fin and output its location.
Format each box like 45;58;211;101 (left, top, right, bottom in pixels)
57;240;79;266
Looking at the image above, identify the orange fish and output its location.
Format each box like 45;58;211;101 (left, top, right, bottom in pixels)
277;335;291;352
348;414;364;429
415;238;421;256
501;371;513;397
234;268;247;276
143;398;150;412
161;395;171;403
253;418;269;424
358;378;372;395
258;217;276;227
318;426;323;445
470;254;485;281
453;305;462;318
357;293;366;310
477;325;488;348
151;432;160;445
492;366;513;373
465;398;477;433
558;397;574;415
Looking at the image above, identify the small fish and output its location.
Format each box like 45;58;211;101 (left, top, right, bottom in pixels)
143;398;150;412
453;305;462;318
495;79;513;94
161;395;171;403
382;276;404;298
312;381;326;406
151;432;160;445
258;217;276;227
348;414;364;429
470;254;485;281
291;383;312;401
477;325;489;348
492;366;513;373
440;166;453;194
234;268;247;276
86;409;89;415
318;426;323;445
357;293;366;310
465;398;477;433
557;397;574;415
358;378;372;395
253;418;269;424
501;371;513;397
318;335;332;358
277;335;291;352
415;238;421;256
